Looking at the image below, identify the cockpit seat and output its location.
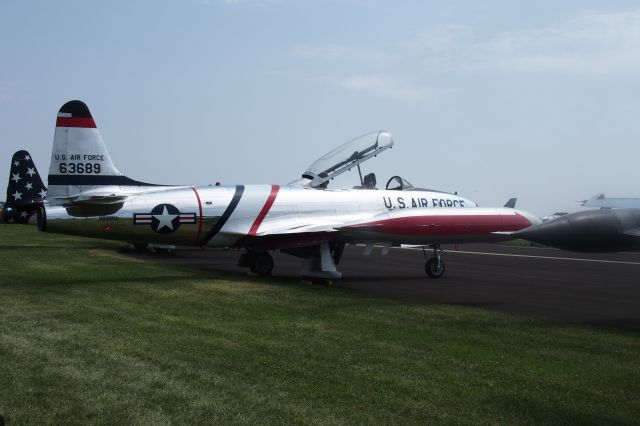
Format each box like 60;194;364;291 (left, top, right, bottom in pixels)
363;173;377;189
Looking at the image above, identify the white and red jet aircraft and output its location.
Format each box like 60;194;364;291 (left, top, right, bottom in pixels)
39;100;540;279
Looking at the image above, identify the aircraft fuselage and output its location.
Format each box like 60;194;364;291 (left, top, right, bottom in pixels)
39;185;537;250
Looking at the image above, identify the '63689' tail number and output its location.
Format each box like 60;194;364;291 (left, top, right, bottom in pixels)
59;162;101;174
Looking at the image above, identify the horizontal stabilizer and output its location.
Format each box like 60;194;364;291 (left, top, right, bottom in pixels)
51;194;128;205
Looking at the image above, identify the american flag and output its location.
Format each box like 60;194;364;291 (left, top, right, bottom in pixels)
2;150;47;224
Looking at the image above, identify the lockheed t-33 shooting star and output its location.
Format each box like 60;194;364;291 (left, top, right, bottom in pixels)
37;100;540;280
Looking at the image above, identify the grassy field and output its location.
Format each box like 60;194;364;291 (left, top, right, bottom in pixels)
0;225;639;425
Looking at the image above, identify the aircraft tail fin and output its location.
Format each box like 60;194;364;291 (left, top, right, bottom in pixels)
2;150;46;224
47;100;157;205
503;198;517;208
581;193;605;207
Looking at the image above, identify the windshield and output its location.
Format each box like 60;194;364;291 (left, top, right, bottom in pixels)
302;131;394;188
385;176;415;191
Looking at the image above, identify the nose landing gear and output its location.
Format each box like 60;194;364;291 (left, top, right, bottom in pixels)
424;245;445;278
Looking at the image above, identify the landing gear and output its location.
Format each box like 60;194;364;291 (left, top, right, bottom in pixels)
251;252;274;276
332;242;345;266
424;245;445;278
301;242;342;280
238;251;274;276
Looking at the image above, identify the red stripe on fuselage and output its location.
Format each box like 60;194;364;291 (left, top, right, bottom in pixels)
191;187;203;244
248;185;280;236
56;117;97;128
344;213;532;236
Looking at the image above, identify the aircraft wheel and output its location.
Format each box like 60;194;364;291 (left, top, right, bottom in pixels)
251;252;274;276
425;256;445;278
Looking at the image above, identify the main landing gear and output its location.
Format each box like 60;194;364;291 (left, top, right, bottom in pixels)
239;242;344;281
424;244;445;278
238;251;274;276
300;242;342;281
239;243;445;280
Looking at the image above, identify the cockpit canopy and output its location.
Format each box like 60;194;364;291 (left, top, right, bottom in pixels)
302;131;394;188
385;175;415;191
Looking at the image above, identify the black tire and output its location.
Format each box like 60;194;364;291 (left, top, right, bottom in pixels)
425;256;445;278
251;252;274;276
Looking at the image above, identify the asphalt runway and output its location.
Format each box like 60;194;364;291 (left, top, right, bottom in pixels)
129;243;640;331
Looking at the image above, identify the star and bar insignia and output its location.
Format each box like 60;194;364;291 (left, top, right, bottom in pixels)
133;203;196;234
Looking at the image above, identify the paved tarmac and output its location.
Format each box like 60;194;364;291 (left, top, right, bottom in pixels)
130;243;640;331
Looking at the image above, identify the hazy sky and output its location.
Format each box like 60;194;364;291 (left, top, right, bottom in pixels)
2;0;640;216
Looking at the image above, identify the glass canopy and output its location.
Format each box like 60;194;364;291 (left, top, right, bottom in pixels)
302;131;394;188
385;175;415;191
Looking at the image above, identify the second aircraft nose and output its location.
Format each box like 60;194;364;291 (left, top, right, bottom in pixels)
515;216;573;248
515;209;640;252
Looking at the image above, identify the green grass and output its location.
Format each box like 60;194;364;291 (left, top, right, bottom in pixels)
0;225;639;425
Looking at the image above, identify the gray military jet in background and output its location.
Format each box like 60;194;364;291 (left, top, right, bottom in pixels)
581;193;640;209
517;196;640;252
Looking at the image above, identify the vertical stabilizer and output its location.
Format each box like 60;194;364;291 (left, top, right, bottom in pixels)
47;100;157;205
504;198;517;208
2;150;46;224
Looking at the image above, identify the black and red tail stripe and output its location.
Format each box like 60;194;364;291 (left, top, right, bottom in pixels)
198;185;245;246
56;100;97;128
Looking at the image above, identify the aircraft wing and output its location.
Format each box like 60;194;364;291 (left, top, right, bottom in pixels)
236;218;340;251
242;207;534;251
252;218;343;236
